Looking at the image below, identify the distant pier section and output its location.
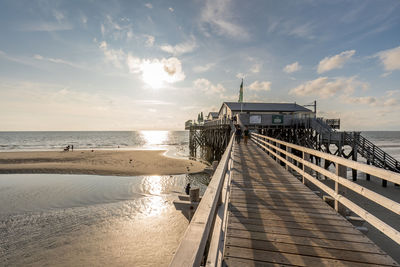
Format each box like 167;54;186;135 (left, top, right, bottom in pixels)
186;101;400;185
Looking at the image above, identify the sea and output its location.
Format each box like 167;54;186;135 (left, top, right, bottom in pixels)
0;131;191;158
0;131;208;266
0;130;399;159
0;131;400;266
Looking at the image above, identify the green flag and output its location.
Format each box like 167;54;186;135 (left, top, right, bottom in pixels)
238;79;243;102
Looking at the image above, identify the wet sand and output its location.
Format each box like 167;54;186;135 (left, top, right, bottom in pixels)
0;150;206;176
0;174;195;266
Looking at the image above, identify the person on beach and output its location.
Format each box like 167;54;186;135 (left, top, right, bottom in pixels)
185;183;191;195
244;127;249;144
235;125;242;144
71;145;74;152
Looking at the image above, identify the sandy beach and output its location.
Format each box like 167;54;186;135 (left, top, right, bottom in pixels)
0;150;207;176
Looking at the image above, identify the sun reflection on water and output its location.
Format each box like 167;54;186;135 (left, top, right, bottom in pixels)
139;176;170;217
142;175;163;195
140;130;168;147
144;196;167;217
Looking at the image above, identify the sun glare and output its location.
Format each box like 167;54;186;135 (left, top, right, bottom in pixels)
141;130;168;146
141;61;166;89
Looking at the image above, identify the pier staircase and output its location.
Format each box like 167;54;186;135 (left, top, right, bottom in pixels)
344;132;400;173
291;117;400;175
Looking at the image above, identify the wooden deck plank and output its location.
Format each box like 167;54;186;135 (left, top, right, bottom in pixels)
229;210;344;221
230;192;321;201
230;187;315;194
229;203;338;215
228;212;353;227
230;196;327;205
230;199;336;211
224;257;287;267
227;223;370;243
226;228;386;254
226;237;396;266
228;213;354;227
227;217;358;234
223;141;399;266
225;246;396;267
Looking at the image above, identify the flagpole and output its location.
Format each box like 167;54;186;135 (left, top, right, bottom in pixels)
241;78;243;113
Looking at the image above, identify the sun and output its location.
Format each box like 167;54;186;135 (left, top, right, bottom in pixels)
141;60;166;89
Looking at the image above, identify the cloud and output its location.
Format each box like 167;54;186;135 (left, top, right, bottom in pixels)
33;54;86;70
345;96;377;106
384;98;398;107
160;37;197;55
0;50;39;67
99;41;185;87
126;30;133;40
386;90;400;97
317;50;355;73
145;35;155;47
169;7;174;12
250;63;262;73
376;45;400;71
127;55;185;88
200;0;249;40
193;78;226;95
145;3;153;9
81;14;88;25
283;62;301;73
99;41;125;68
236;73;246;79
267;18;315;40
193;63;214;73
53;10;65;23
288;23;315;39
101;15;133;41
248;81;271;92
290;76;368;98
344;94;399;107
19;22;73;32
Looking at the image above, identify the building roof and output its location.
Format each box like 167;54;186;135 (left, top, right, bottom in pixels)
207;112;219;118
221;102;312;113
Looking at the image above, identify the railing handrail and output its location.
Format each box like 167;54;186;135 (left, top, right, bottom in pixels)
253;133;400;185
169;133;235;267
251;133;400;245
344;132;400;172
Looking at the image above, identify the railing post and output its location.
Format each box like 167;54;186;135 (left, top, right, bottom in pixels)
285;146;291;171
302;151;310;185
352;132;358;181
279;144;285;167
382;153;387;187
335;164;347;216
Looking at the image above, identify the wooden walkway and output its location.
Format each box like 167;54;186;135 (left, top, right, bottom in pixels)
223;141;398;267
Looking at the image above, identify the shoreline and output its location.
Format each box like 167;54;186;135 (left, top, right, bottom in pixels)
0;149;207;176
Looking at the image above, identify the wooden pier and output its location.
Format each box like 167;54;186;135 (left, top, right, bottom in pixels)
170;132;400;267
223;141;398;266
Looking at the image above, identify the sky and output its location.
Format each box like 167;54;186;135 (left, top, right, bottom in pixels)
0;0;400;131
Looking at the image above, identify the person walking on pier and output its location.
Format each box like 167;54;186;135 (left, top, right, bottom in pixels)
185;183;191;195
235;125;242;144
244;127;249;144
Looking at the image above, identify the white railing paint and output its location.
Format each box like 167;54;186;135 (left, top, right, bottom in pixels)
251;133;400;245
169;134;235;267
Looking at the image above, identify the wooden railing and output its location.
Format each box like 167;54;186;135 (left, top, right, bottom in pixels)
344;132;400;173
204;117;232;127
169;134;235;267
251;133;400;245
